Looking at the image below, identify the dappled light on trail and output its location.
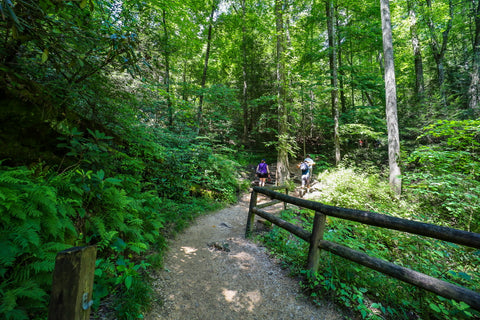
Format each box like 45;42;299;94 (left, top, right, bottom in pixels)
230;250;254;270
180;246;198;255
144;193;344;320
221;288;262;312
222;288;237;302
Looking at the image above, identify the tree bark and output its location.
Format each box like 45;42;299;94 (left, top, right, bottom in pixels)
197;4;216;134
425;0;453;107
162;9;173;127
380;0;402;195
336;12;346;114
241;0;249;144
468;0;480;116
407;0;425;101
275;0;290;185
326;0;340;165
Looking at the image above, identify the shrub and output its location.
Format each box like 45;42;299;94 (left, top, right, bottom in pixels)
259;167;480;319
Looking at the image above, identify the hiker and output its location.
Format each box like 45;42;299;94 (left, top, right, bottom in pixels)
256;159;270;187
299;160;310;190
304;154;315;187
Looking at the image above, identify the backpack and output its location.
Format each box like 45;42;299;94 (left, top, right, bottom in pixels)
257;162;268;174
300;162;308;172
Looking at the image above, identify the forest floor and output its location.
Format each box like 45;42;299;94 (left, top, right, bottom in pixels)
143;183;349;320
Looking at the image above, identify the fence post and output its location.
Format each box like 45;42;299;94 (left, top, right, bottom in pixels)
245;191;258;238
284;186;288;210
48;245;97;320
307;212;326;272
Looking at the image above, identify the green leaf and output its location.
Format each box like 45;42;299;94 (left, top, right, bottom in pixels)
125;275;133;289
105;177;122;185
429;303;441;313
96;170;105;181
41;49;48;63
458;272;471;281
457;301;471;311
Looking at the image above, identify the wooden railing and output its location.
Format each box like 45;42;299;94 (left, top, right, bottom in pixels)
245;186;480;311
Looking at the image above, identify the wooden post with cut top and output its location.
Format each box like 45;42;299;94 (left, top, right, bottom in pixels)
307;212;326;272
48;245;97;320
245;191;258;238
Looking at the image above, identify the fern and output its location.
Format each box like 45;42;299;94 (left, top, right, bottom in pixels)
0;280;47;320
12;221;41;249
96;230;119;251
0;240;16;268
1;123;239;319
0;165;81;319
127;242;148;254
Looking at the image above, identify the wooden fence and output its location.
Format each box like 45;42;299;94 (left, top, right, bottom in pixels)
245;186;480;311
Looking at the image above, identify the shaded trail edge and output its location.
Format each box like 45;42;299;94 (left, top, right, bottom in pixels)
144;192;347;320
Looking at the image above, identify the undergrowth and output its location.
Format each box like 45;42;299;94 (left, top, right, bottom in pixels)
257;167;480;320
0;126;243;320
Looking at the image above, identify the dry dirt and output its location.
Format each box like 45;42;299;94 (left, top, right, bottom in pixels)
144;192;347;320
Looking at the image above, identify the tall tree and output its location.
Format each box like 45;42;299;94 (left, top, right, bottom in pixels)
162;9;174;126
326;0;340;165
198;3;216;134
425;0;453;107
408;0;425;101
275;0;290;185
240;0;249;143
380;0;402;195
468;0;480;116
336;9;347;113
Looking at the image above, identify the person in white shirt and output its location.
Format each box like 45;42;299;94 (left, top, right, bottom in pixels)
304;154;315;190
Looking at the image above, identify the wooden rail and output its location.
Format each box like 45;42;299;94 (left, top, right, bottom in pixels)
245;186;480;311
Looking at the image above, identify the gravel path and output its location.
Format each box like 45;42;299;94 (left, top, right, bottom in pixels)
144;193;346;320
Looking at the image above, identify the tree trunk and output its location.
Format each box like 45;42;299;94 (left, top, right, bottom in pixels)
468;0;480;117
181;46;188;102
326;0;340;165
162;9;173;127
197;4;215;134
301;84;306;156
275;0;289;185
380;0;402;195
241;0;249;144
336;12;346;114
407;0;425;101
425;0;453;107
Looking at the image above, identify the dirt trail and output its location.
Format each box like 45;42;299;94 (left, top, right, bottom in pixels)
145;192;346;320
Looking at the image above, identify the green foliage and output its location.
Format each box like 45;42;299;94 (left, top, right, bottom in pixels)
94;241;152;318
0;165;77;319
340;105;386;141
200;84;242;141
316;167;400;214
335;107;389;172
4;0;479;318
0;117;242;319
258;168;480;320
405;120;480;232
258;208;310;274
